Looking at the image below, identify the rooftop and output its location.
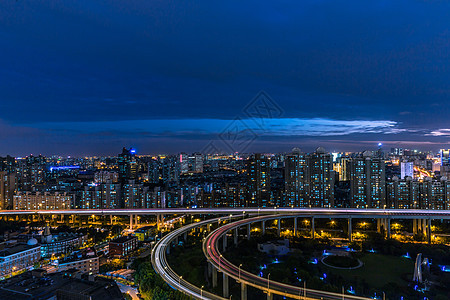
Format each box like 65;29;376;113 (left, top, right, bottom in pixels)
110;236;137;244
0;244;40;258
0;270;123;300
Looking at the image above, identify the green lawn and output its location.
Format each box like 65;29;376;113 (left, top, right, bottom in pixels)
323;253;414;288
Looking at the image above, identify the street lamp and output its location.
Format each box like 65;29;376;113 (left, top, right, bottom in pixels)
267;273;271;293
179;275;182;285
200;285;204;299
219;254;223;272
238;264;243;281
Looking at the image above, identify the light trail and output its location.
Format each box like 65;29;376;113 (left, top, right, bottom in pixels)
204;215;373;300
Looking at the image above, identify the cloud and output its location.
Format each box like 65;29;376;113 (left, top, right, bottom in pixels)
427;129;450;137
29;117;405;138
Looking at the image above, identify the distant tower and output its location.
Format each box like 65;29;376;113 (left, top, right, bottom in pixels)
413;253;423;283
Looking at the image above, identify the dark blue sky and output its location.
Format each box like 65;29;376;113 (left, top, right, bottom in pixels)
1;0;449;156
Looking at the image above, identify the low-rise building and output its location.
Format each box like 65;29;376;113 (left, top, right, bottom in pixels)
257;239;290;256
109;236;138;257
0;269;124;300
58;255;99;275
0;240;41;278
133;225;155;241
40;227;87;258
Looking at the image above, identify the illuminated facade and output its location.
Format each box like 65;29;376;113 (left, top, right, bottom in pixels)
386;177;418;209
349;151;386;208
284;148;334;208
247;154;271;207
308;148;334;207
0;172;16;210
285;149;307;207
13;191;73;210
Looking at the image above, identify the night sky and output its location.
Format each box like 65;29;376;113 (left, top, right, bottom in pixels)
1;1;449;156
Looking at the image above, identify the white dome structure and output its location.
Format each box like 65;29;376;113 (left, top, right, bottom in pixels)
27;238;38;246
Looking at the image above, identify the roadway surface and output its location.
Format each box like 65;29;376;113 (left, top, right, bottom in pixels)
151;217;229;300
203;215;372;300
1;208;450;219
117;282;139;300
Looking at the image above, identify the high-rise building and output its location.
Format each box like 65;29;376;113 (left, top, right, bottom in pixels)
147;159;160;184
348;151;386;208
401;162;414;179
193;153;204;173
247;154;271;207
179;153;189;174
161;155;179;184
284;148;334;208
386;176;418;209
13;191;73;210
284;148;307;207
118;147;138;182
0;172;16;210
16;155;46;191
418;177;450;210
307;147;335;208
440;149;450;166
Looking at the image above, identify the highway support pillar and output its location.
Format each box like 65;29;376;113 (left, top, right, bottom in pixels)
247;224;251;240
135;214;139;227
387;218;391;239
110;215;113;225
262;220;266;235
311;217;315;239
277;219;281;237
422;219;427;236
377;218;381;233
294;217;298;237
212;265;218;288
241;282;247;300
184;232;188;242
207;261;212;278
427;218;432;244
156;214;161;230
129;214;133;230
234;228;238;246
267;292;273;300
348;217;352;242
223;234;228;252
223;273;229;298
413;219;417;235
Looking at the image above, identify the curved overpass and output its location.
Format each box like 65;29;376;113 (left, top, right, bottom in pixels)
204;215;374;300
151;216;231;300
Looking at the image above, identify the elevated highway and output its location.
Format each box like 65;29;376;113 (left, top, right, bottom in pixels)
203;215;372;300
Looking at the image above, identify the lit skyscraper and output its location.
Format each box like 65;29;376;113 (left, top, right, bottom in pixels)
349;151;386;208
247;153;271;207
401;162;414;179
307;147;335;208
284;148;307;207
284;147;334;208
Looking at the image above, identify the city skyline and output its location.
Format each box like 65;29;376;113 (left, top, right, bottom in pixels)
1;1;450;155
